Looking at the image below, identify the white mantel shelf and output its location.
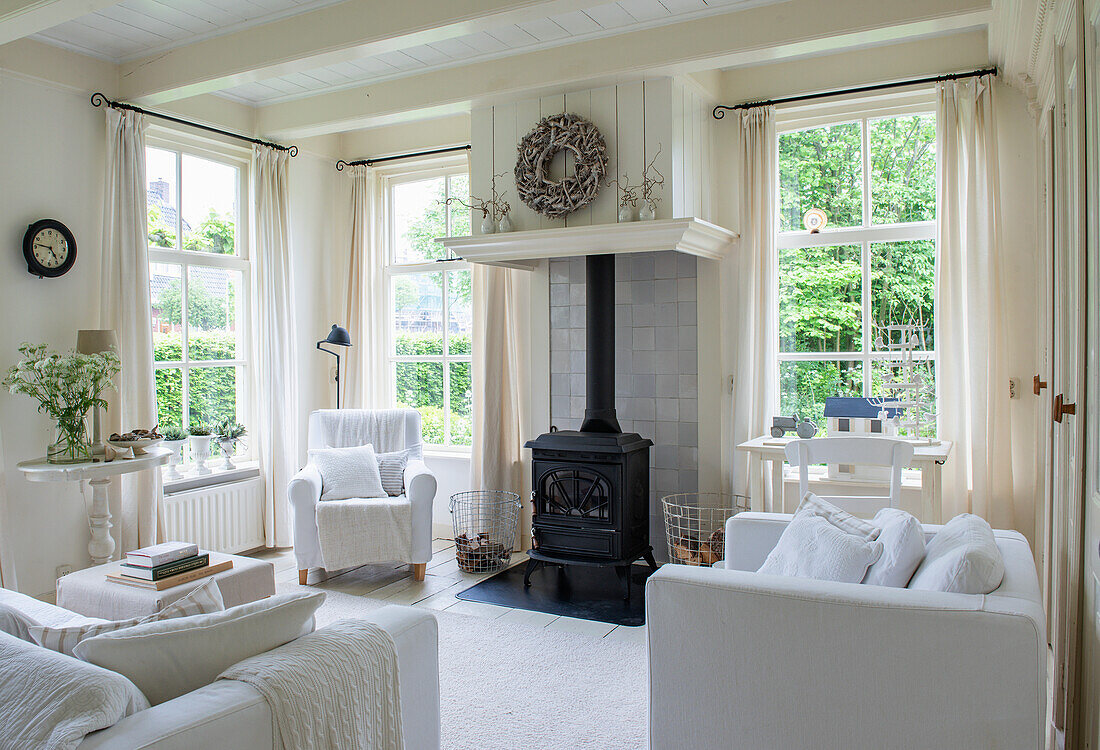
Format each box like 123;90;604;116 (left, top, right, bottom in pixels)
437;217;738;269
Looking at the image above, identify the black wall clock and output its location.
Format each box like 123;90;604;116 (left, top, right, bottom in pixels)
23;219;77;278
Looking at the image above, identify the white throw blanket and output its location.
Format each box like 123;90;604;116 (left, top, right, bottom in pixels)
316;496;412;571
219;619;404;750
0;631;149;750
316;409;420;458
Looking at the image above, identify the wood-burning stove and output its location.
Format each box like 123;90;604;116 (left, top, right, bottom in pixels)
524;254;657;599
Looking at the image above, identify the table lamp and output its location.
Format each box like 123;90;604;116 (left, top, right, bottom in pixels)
76;329;119;457
317;324;352;408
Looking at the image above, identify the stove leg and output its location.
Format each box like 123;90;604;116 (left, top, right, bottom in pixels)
642;547;659;572
523;558;542;587
615;565;631;601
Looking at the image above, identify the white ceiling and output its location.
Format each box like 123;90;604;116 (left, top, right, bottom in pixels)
32;0;775;106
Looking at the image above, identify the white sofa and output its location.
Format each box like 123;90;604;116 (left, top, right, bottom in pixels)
646;512;1046;750
289;409;437;583
0;587;440;749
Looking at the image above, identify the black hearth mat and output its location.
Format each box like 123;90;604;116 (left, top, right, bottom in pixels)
455;561;657;626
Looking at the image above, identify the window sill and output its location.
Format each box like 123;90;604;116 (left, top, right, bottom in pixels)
163;461;260;495
423;448;472;462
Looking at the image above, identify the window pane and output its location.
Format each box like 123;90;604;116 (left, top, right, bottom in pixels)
870;114;936;224
449;362;472;446
181;154;238;255
871;359;936;438
395;362;444;444
147;147;178;250
870;240;935;351
188;366;241;429
150;263;183;361
187;267;242;360
393;177;447;263
779;122;863;231
448;270;472;355
154;368;183;430
779;360;862;434
779;244;862;352
447;174;471;239
393;273;443;355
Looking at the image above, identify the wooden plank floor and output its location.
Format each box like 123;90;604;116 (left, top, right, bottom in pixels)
247;540;645;644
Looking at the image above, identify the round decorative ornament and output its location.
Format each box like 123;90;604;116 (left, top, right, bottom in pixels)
803;208;828;233
515;113;608;219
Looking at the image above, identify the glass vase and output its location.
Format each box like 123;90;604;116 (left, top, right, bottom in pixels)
47;417;92;464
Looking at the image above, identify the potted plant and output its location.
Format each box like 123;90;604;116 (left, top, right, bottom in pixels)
188;423;213;476
162;425;188;479
215;419;246;470
3;342;120;464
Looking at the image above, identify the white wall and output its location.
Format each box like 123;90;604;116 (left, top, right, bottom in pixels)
0;73;110;596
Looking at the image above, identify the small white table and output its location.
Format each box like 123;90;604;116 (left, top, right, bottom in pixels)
737;436;953;523
18;448;170;565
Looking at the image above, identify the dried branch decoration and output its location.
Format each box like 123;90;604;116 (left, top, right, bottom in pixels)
444;171;512;222
606;174;638;209
515;113;608;219
640;144;665;204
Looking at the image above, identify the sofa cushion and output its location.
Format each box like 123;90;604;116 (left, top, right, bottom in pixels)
0;588;107;643
796;493;881;541
30;577;224;656
377;448;410;496
75;591;324;705
310;443;385;500
908;513;1005;594
758;513;884;582
862;508;926;588
0;630;148;750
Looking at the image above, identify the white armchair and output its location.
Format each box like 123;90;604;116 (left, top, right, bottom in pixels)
289;409;437;584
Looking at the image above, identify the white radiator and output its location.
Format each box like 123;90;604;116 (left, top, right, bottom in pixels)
163;477;266;554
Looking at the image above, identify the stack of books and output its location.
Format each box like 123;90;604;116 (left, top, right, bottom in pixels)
107;542;232;590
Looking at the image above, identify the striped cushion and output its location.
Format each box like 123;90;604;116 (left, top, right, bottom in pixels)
29;576;224;656
377;448;409;497
796;493;881;541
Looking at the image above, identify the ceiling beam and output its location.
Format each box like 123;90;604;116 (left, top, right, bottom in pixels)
119;0;599;105
0;0;120;45
256;0;992;138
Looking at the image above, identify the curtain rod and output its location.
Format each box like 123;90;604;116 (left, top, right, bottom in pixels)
711;67;998;120
90;92;298;156
336;144;471;171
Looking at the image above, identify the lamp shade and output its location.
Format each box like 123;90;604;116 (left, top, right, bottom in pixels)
76;329;119;355
323;324;352;347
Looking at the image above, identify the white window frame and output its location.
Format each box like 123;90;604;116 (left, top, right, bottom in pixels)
774;92;938;415
380;157;472;453
146;130;253;465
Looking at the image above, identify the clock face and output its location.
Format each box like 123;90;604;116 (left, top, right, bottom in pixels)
23;219;77;278
31;228;69;269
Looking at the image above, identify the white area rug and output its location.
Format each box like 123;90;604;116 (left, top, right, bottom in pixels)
313;588;647;750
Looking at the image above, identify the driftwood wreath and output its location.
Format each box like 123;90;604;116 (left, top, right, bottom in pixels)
514;113;608;219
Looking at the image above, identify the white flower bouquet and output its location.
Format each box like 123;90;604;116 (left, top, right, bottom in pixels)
3;342;121;463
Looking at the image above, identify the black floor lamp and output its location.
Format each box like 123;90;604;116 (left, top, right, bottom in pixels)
317;324;352;408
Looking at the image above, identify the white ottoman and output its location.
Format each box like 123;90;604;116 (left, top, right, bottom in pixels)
57;553;276;620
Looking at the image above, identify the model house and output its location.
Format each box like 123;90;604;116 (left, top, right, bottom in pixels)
0;1;1094;748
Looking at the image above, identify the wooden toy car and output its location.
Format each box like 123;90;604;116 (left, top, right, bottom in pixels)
770;414;818;439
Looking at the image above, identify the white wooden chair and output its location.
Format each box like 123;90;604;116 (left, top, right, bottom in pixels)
783;437;915;517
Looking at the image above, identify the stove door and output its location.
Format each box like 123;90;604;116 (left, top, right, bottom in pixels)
534;463;615;526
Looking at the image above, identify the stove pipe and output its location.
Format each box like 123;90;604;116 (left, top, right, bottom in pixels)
579;254;622;433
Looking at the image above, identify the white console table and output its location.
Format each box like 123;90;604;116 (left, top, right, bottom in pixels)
737;436;953;523
18;448;170;565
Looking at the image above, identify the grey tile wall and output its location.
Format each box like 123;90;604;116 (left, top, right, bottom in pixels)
548;251;698;561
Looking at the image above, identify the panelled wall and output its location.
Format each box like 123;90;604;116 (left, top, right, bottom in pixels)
471;77;717;561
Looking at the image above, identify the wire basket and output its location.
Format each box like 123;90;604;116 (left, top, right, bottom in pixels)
450;490;522;574
662;493;751;567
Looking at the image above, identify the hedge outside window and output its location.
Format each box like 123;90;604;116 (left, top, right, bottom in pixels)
386;167;472;448
777;108;936;436
147;142;249;458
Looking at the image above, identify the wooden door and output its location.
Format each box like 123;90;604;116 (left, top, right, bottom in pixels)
1050;8;1088;742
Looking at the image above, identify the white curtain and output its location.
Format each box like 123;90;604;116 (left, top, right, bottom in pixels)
101;107;161;552
0;426;16;589
251;146;299;548
730;106;778;502
936;76;1020;531
342;165;385;408
471;265;528;494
